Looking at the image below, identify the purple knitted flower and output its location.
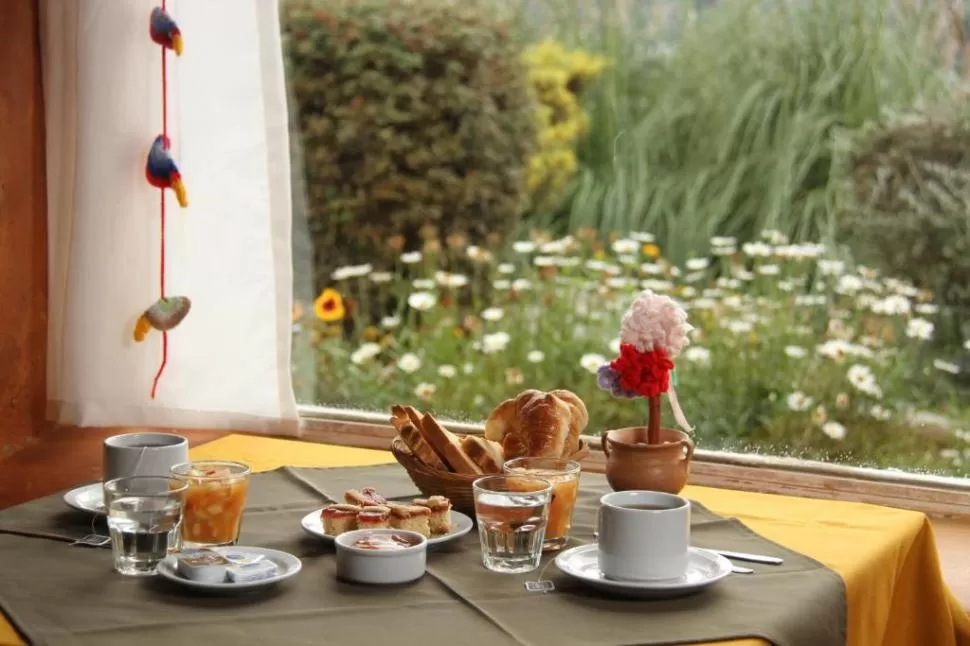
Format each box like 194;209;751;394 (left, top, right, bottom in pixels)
596;364;639;399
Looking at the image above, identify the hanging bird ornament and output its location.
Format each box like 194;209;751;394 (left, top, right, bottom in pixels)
149;7;183;56
146;135;188;207
134;296;192;342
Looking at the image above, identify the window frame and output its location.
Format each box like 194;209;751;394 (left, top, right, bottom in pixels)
298;404;970;518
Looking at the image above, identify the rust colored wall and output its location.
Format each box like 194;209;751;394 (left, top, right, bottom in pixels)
0;0;48;458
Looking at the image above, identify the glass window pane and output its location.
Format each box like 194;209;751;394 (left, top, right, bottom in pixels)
283;0;970;477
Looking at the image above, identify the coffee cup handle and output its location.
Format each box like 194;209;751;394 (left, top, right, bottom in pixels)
601;434;611;458
680;435;695;461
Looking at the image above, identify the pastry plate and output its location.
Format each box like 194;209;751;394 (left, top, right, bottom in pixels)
63;483;106;515
157;547;302;592
301;508;473;547
555;545;732;599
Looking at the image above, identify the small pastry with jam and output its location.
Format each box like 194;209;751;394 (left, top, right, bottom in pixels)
321;503;360;535
356;505;391;530
388;504;432;538
413;495;452;535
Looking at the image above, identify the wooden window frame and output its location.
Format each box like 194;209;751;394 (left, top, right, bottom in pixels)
299;406;970;518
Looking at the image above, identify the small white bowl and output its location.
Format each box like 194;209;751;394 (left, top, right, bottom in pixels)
335;529;427;585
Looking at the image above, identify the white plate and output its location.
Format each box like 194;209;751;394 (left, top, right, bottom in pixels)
63;483;106;515
157;546;302;592
555;545;732;599
301;508;473;547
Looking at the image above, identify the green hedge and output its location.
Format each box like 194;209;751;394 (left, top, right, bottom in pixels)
282;0;537;298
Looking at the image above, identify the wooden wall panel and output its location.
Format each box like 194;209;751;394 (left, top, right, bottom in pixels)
0;0;48;458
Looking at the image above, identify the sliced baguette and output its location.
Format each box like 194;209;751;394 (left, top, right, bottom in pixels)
459;436;505;474
418;413;483;475
399;423;449;472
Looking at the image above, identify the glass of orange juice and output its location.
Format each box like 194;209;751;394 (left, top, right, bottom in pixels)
503;457;580;552
171;460;250;547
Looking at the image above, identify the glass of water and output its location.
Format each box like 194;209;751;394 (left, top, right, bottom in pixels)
472;474;552;574
103;476;188;576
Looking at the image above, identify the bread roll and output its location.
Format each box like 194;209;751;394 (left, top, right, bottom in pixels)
459;435;504;474
549;389;588;456
485;389;586;459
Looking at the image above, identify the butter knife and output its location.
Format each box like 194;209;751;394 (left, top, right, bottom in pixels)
711;549;783;565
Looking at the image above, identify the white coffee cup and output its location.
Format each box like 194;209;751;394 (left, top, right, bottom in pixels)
102;432;189;483
597;490;691;582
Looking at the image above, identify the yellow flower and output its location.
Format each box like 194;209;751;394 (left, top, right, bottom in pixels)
642;243;661;258
314;288;345;322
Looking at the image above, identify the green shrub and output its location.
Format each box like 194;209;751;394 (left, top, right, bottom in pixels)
282;0;537;296
833;94;970;341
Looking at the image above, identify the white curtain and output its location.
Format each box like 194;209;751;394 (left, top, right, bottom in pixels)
41;0;300;434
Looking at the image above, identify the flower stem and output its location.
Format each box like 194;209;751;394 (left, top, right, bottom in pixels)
647;395;661;445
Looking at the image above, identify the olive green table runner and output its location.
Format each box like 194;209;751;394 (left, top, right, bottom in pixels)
0;466;846;646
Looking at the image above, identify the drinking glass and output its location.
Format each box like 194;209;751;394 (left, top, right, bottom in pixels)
503;457;581;552
103;476;188;576
472;474;552;574
171;460;251;547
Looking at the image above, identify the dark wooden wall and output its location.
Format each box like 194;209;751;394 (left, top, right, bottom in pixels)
0;0;48;458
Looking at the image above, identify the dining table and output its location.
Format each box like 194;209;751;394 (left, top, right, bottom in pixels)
0;433;968;646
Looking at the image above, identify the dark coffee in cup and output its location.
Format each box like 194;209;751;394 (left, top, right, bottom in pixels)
621;503;677;511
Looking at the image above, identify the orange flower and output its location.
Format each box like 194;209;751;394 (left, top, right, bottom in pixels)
642;243;661;258
314;288;345;322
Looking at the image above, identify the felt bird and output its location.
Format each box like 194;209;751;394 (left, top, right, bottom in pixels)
149;7;183;56
133;296;192;342
146;135;188;207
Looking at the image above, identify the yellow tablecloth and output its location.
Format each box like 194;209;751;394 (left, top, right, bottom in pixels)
3;434;968;646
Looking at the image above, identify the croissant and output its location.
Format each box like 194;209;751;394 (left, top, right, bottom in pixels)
485;390;587;459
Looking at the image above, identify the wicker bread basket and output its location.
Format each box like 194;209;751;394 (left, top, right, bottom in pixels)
391;436;591;515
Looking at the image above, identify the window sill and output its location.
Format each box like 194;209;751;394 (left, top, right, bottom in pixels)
299;406;970;519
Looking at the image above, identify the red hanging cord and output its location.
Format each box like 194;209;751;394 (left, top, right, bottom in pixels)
151;0;169;399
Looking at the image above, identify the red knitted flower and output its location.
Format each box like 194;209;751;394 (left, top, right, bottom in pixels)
609;343;674;398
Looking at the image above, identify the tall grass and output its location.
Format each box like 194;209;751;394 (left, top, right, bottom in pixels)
511;0;956;262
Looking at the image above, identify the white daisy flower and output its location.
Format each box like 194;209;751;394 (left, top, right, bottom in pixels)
511;279;532;291
412;278;435;290
380;315;401;329
435;271;469;288
640;263;663;275
818;259;845;275
527;350;545;363
400;251;423;264
332;263;373;280
414;383;436;401
914;303;938;315
757;264;780;276
513;241;536;254
617;254;637;266
497;263;516;274
482;307;504;322
350;343;382;365
742;242;772;257
482;332;511;354
397;353;422;373
580;353;606;374
710;236;736;247
821;421;847;441
784;345;807;359
407;291;437;311
611;239;639;254
870;405;892;420
787;391;814;411
534;256;556;267
463;362;475;375
437;365;457;378
684;347;711;365
686;258;710;271
493;280;511;290
369;271;394;284
906;318;934;341
933;359;960;375
836;275;864;294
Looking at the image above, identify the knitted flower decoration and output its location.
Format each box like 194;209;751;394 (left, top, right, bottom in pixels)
597;290;692;399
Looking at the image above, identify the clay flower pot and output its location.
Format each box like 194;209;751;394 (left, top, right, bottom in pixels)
602;427;695;494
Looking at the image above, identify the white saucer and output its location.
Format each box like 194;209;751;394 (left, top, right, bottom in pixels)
301;508;473;547
63;483;106;515
157;547;302;592
555;545;732;599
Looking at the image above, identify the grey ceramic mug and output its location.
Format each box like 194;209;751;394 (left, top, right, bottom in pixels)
102;432;189;482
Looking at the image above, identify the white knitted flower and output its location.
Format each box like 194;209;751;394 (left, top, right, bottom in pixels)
619;290;693;358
